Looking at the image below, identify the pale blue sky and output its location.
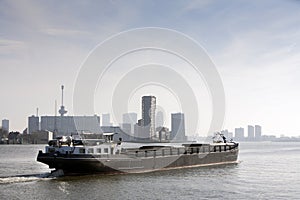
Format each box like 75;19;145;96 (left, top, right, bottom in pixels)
1;0;300;136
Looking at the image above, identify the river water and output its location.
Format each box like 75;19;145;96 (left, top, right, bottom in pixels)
0;142;299;199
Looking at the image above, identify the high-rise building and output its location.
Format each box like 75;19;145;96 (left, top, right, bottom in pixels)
156;111;164;128
235;127;244;140
141;96;156;139
1;119;9;133
248;125;254;139
171;113;186;141
102;113;112;126
255;125;262;140
28;115;39;134
122;113;137;134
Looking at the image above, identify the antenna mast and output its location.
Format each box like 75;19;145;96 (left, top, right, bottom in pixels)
61;85;64;106
58;85;67;116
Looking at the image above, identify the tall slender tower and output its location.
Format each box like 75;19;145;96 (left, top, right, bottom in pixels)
142;96;156;139
58;85;67;116
54;100;58;133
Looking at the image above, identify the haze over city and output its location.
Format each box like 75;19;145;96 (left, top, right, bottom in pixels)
1;0;300;137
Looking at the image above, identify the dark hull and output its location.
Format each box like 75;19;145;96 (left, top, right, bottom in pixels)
37;150;239;175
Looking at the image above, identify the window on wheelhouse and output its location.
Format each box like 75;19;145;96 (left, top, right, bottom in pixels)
88;148;94;154
104;148;109;154
79;148;85;154
97;148;101;154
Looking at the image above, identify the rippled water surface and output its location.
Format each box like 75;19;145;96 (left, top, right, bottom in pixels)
0;142;299;199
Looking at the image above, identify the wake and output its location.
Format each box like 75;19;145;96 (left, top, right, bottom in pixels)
0;173;55;184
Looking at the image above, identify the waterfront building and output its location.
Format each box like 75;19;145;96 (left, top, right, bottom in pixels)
255;125;262;140
248;125;255;139
40;115;101;135
28;115;102;135
235;127;244;140
171;113;187;141
1;119;9;133
28;116;39;134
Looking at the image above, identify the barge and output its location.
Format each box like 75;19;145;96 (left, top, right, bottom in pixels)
37;133;239;175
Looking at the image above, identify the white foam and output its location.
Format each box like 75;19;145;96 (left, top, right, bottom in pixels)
0;174;52;184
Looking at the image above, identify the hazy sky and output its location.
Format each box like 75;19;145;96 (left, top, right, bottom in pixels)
1;0;300;136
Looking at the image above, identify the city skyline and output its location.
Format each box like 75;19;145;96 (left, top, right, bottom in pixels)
1;81;296;137
1;1;300;136
22;94;188;142
1;86;299;137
